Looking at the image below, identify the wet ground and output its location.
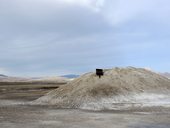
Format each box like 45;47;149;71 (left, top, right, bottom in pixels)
0;84;170;128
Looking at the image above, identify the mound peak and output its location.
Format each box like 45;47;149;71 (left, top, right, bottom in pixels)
34;67;170;110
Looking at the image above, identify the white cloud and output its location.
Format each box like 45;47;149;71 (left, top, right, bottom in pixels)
47;0;170;26
98;0;170;26
60;0;103;6
55;0;105;12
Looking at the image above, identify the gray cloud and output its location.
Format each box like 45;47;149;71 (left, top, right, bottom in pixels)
0;0;170;76
0;0;123;76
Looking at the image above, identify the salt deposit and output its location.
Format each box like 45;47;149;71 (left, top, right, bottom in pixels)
34;67;170;110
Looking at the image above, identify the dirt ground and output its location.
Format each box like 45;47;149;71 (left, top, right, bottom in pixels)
0;84;170;128
0;83;60;101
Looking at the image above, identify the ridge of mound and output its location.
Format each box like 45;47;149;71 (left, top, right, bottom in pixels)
34;67;170;110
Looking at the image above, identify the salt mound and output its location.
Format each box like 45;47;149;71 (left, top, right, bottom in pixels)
34;67;170;110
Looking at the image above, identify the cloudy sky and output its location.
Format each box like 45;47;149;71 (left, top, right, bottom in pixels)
0;0;170;76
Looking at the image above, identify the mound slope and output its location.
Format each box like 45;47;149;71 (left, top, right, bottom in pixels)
34;67;170;110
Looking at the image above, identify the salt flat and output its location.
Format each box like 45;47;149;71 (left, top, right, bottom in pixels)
1;100;170;128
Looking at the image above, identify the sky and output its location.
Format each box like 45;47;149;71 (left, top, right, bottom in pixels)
0;0;170;76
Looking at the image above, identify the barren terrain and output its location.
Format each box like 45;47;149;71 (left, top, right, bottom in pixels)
1;68;170;128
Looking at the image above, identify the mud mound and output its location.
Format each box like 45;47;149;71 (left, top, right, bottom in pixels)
34;67;170;110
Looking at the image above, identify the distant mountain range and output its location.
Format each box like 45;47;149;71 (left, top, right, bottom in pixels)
0;74;69;84
61;74;79;79
0;73;79;80
0;74;7;77
160;72;170;79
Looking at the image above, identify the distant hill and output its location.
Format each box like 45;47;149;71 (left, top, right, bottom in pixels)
0;74;7;77
0;75;69;84
160;72;170;79
61;74;79;79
